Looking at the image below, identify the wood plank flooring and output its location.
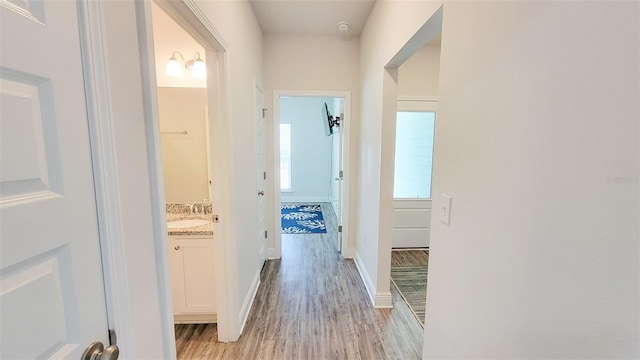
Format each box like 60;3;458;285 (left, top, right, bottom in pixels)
175;203;424;359
391;249;429;267
390;249;429;326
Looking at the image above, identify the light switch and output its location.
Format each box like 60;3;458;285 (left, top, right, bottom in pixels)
440;194;452;225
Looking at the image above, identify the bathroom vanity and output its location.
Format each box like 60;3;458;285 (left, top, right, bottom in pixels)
167;204;216;324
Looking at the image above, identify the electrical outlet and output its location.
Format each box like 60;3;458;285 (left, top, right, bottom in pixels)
440;194;452;225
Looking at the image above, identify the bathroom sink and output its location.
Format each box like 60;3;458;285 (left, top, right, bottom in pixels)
167;219;211;229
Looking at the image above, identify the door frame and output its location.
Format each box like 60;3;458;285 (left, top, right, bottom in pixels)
78;0;237;355
271;90;352;258
254;81;267;269
146;0;238;342
77;1;153;356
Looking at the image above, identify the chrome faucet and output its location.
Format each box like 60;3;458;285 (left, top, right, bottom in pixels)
202;198;210;214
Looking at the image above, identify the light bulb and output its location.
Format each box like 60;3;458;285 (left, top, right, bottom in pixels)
191;59;206;79
165;57;184;78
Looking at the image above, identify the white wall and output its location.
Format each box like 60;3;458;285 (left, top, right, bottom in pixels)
264;34;360;255
422;2;639;358
157;87;209;203
397;44;440;99
357;0;444;306
280;97;333;202
361;1;639;356
192;0;263;339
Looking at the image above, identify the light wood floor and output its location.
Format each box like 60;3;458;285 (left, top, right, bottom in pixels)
175;203;424;359
391;249;429;267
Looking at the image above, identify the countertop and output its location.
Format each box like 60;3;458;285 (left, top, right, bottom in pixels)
166;213;214;236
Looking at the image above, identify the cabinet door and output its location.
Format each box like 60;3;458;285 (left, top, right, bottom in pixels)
170;237;216;314
169;238;186;314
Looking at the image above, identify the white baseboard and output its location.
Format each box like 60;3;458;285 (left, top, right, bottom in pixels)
280;196;330;203
174;313;217;324
354;252;376;306
238;270;260;335
354;252;394;308
267;247;278;259
343;247;356;259
375;292;393;308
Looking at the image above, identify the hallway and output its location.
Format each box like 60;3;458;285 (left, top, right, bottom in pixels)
175;204;423;359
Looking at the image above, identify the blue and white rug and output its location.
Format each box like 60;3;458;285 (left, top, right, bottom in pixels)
281;204;326;234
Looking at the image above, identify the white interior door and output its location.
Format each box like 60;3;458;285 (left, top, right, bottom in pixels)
256;85;266;267
0;1;110;358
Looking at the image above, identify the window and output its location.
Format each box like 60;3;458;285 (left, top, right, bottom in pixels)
393;112;435;198
280;123;291;191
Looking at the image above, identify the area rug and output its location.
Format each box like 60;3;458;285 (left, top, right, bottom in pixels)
281;204;326;234
390;265;428;326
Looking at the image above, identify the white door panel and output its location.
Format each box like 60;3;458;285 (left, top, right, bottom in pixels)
0;1;109;358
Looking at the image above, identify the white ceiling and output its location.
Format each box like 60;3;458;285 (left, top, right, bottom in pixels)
250;0;376;35
151;0;438;88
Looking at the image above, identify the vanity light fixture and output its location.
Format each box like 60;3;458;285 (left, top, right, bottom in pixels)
165;51;206;79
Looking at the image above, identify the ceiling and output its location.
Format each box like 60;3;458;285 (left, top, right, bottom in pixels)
250;0;376;35
150;0;438;87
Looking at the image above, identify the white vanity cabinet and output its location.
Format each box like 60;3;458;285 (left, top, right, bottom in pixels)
169;235;216;323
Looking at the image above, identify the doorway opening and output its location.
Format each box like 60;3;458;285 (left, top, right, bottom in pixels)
151;0;217;331
272;92;351;258
389;40;440;325
148;0;235;345
390;100;438;327
381;5;443;341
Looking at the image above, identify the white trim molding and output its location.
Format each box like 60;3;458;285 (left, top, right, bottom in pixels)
134;1;178;357
174;313;217;324
238;271;261;335
354;252;393;308
280;196;331;203
354;252;376;306
375;292;393;308
267;248;278;259
76;0;137;355
343;247;356;259
397;95;438;102
397;96;439;112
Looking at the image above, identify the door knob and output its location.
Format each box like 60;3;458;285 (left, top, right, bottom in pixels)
258;190;264;196
81;342;119;360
